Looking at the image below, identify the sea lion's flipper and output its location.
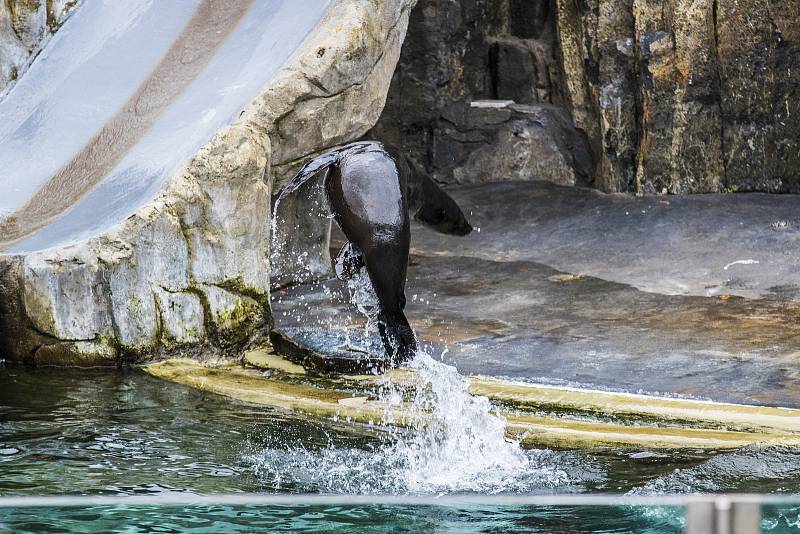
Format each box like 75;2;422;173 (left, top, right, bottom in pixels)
276;152;340;204
334;242;365;280
403;156;473;236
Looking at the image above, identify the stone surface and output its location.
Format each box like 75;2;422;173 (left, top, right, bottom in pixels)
369;0;567;184
274;181;800;409
147;358;800;449
489;39;538;104
448;103;593;186
0;0;417;364
0;0;78;97
269;327;388;375
558;0;800;193
154;289;206;348
373;0;800;193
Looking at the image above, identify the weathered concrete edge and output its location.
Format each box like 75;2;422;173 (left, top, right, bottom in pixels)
146;357;800;450
0;0;417;365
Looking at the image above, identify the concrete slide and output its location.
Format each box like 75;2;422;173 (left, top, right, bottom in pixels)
0;0;330;253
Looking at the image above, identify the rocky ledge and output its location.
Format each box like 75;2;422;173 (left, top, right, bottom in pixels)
0;0;416;365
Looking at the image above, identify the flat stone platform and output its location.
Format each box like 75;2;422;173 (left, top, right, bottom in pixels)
272;181;800;408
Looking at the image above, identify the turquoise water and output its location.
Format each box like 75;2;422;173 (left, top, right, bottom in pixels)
2;363;800;532
0;503;684;533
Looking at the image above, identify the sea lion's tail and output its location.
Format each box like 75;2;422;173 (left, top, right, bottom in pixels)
377;310;417;366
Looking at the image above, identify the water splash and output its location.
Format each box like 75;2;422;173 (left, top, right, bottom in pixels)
376;349;550;494
345;269;380;338
270;177;333;287
339;261;536;492
246;441;579;495
258;251;579;494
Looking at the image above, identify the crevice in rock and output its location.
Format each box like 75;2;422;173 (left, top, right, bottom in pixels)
152;290;165;349
176;214;197;283
182;285;218;347
711;0;728;189
629;0;643;194
24;320;95;345
212;278;271;311
300;71;332;96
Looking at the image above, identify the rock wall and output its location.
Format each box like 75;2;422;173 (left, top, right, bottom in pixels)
0;0;78;97
0;0;416;365
370;0;589;186
372;0;800;194
559;0;800;194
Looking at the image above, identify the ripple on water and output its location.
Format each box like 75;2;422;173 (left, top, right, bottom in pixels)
629;445;800;495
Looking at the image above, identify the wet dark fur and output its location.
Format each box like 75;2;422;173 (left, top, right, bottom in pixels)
385;145;473;236
278;141;472;366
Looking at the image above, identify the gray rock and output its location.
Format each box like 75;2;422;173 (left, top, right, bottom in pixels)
452;106;593;186
559;0;800;193
369;0;565;180
489;39;538;105
154;289;205;348
509;0;550;39
375;0;800;194
0;0;417;364
431;101;593;186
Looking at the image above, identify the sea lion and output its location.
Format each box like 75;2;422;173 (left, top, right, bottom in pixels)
387;145;473;236
277;141;472;365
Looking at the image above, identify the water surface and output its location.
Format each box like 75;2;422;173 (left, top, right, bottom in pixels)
2;364;800;531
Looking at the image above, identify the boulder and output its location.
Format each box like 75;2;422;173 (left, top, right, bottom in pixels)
0;0;416;364
437;101;594;186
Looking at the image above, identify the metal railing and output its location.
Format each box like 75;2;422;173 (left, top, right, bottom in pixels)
0;493;800;534
0;493;794;533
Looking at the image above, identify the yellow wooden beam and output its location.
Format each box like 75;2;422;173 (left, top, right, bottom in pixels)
145;359;800;450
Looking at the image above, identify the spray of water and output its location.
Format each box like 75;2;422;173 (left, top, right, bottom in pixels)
245;343;577;494
345;269;380;328
270;177;335;288
263;183;573;494
380;350;544;493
